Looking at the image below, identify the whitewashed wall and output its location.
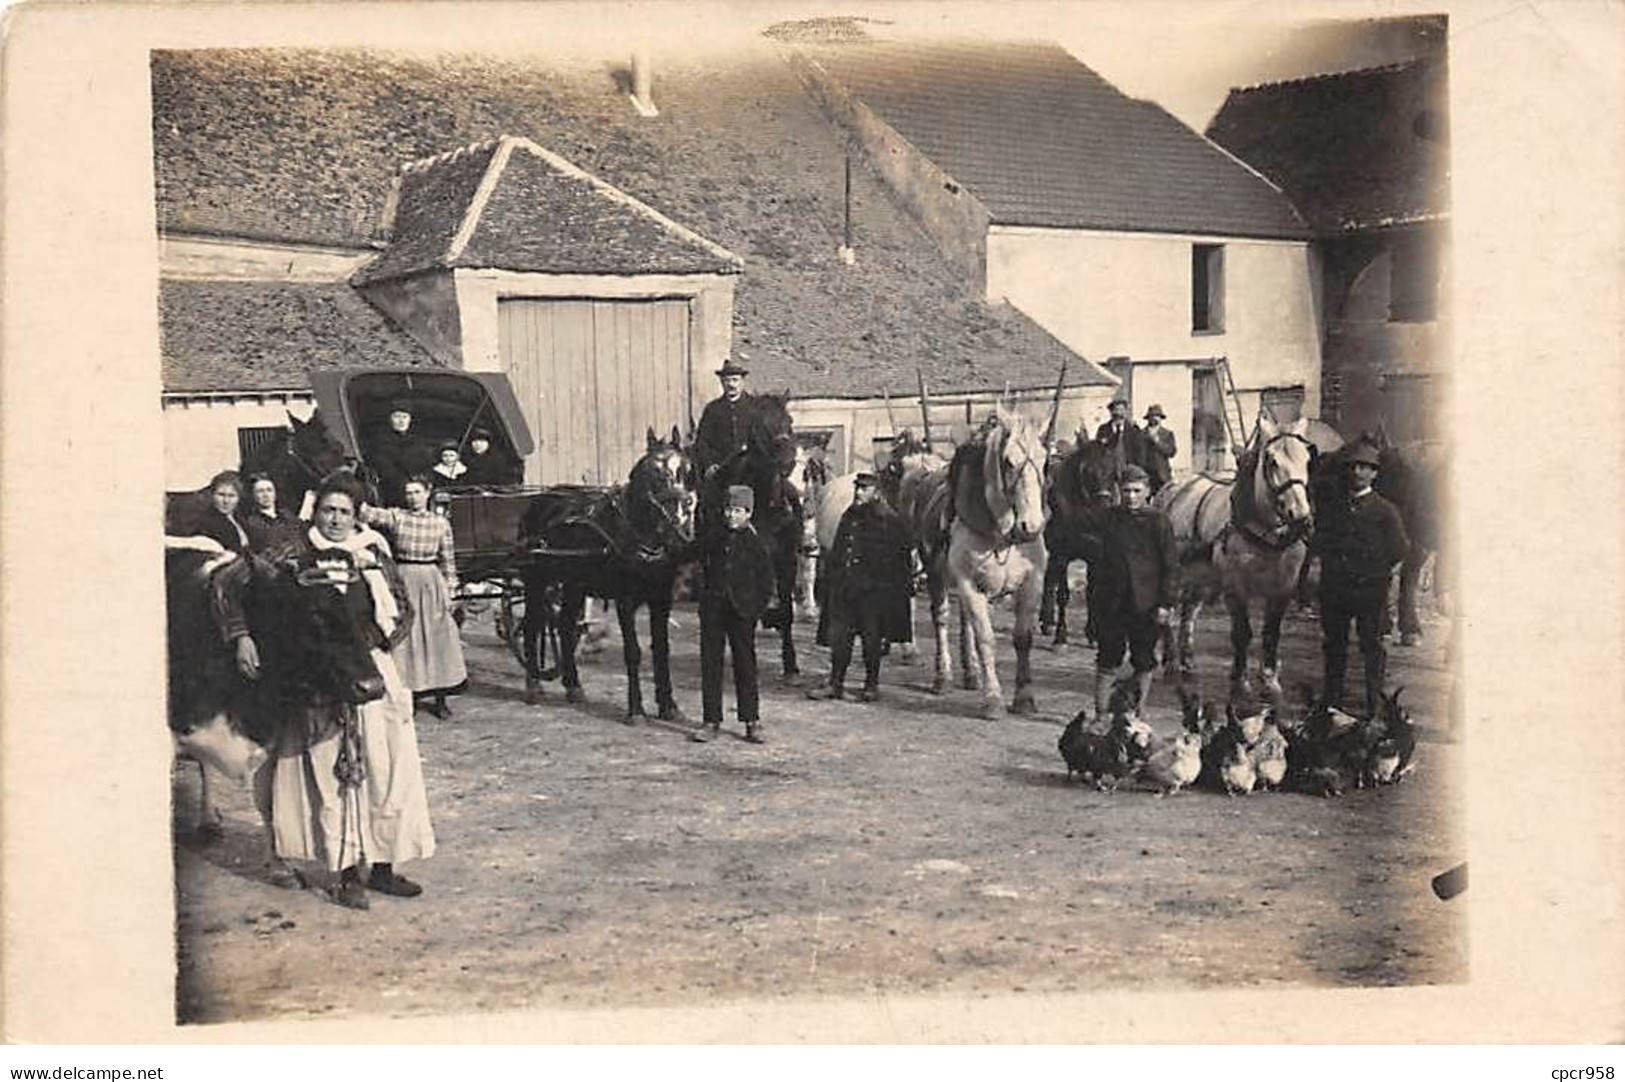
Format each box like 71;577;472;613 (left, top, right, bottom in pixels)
985;226;1323;420
161;394;314;491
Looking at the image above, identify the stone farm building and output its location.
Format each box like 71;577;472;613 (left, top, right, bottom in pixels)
154;31;1322;489
1207;51;1450;443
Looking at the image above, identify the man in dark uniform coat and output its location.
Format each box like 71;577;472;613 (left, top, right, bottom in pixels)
370;400;432;507
693;356;754;488
1141;404;1177;492
1074;465;1179;717
1314;440;1410;716
1095;396;1151;485
693;485;775;744
808;473;915;703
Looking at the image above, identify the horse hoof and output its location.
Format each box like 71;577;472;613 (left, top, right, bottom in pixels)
565;687;587;704
1010;694;1038;716
981;700;1006;721
928;677;947;695
624;711;646;726
961;676;980;692
780;670;803;688
524;687;543;705
658;704;690;724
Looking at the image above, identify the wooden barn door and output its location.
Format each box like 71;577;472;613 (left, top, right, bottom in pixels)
499;298;692;485
1190;367;1229;474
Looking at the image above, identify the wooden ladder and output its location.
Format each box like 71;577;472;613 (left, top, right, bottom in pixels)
1214;356;1250;453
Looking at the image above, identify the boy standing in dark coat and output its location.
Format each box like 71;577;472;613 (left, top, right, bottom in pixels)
1314;440;1410;716
1074;465;1179;717
693;485;774;744
808;473;914;703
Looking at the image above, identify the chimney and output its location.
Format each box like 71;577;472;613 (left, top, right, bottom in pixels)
630;51;658;117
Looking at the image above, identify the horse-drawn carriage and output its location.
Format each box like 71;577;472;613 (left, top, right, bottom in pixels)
302;368;543;658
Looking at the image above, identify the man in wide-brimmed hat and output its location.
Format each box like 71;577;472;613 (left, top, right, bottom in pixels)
693;355;754;486
1141;403;1176;491
1313;439;1409;716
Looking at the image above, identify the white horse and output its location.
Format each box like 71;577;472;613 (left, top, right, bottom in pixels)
892;411;1049;718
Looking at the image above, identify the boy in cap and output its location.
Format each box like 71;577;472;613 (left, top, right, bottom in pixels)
693;484;774;743
808;472;914;702
1313;440;1409;715
1073;464;1179;717
1141;404;1176;491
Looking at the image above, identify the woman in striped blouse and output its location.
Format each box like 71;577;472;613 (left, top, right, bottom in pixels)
361;474;467;718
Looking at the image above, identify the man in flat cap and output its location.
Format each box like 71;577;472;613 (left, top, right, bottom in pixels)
693;356;755;491
808;472;914;703
1141;404;1177;492
371;399;432;507
1095;395;1150;487
1313;439;1409;716
693;484;774;744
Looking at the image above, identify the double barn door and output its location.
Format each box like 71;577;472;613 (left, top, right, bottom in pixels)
499;298;692;485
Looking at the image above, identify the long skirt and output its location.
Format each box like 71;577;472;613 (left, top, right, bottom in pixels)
394;563;468;693
269;649;437;871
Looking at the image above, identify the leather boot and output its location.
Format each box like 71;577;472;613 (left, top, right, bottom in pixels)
1134;669;1156;718
1094;669;1115;719
744;721;765;745
690;721;720;743
806;682;844;701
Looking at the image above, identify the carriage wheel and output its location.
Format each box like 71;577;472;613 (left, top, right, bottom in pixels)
498;578;528;667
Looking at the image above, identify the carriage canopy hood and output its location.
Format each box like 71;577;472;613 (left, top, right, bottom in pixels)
308;368;535;460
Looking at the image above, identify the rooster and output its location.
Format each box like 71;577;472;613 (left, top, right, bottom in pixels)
1218;739;1257;795
1058;708;1134;791
1367;687;1418;785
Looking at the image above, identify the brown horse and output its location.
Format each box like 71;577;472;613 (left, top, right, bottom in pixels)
1155;413;1315;698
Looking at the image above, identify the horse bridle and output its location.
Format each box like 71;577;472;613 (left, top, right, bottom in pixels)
1240;431;1315;548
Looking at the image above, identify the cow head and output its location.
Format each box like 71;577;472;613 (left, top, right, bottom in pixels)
259;550;387;707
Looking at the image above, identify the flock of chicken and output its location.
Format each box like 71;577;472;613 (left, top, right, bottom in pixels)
1058;686;1418;798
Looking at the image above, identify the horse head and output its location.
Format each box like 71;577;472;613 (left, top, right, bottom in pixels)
258;548;387;706
634;426;697;546
1253;413;1315;532
982;407;1048;543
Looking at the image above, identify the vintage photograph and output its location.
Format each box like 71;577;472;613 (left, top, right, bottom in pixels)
154;10;1461;1025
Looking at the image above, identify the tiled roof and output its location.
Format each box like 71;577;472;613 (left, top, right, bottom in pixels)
799;39;1311;239
354;136;741;283
159;280;439;392
1205;56;1449;234
152;48;1116;397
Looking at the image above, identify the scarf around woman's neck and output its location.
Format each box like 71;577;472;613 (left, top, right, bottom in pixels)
307;526;399;639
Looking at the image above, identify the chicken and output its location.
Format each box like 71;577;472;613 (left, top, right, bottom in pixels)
1228;700;1267;745
1370;687;1418;784
1249;717;1290;790
1139;730;1203;796
1058;708;1134;791
1218;740;1257;795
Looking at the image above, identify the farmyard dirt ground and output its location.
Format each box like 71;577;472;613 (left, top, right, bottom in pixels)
173;596;1464;1024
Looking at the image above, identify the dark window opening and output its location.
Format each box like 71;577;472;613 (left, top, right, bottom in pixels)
237;425;288;467
1192;244;1225;334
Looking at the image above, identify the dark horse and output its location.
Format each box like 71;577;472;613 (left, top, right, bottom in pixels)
518;428;697;721
1038;437;1116;647
701;391;804;680
239;411;366;513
